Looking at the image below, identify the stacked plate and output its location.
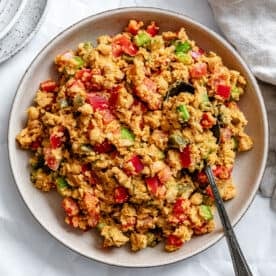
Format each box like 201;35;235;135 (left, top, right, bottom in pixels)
0;0;48;63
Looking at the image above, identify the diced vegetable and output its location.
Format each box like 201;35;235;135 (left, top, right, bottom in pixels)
94;140;114;153
177;104;190;122
175;41;191;54
73;56;84;68
146;176;162;195
112;35;138;57
216;85;231;99
176;52;192;64
199;205;213;220
121;127;135;141
86;94;109;110
50;134;63;149
179;145;191;168
114;186;129;203
45;154;60;171
108;87;119;107
173;198;185;216
56;177;69;194
166;234;183;247
129;155;144;174
189;63;207;78
205;185;214;200
168;133;188;150
146;21;159;37
231;86;241;101
134;32;151;47
40;80;57;92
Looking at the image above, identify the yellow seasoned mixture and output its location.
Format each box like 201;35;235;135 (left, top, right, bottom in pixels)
16;20;253;252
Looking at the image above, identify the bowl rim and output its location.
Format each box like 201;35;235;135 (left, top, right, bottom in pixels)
8;6;269;268
0;0;28;40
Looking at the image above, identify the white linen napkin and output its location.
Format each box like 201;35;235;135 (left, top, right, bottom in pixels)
208;0;276;208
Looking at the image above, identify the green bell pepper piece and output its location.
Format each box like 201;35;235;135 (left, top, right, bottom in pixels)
121;127;135;141
73;56;84;68
231;86;241;101
134;32;151;47
176;52;192;64
175;41;191;54
56;177;69;195
199;205;213;220
177;104;190;122
168;134;188;150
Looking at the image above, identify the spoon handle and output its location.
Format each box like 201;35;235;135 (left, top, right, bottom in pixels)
205;166;253;276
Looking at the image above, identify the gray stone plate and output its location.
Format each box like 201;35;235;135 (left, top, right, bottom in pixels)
0;0;48;63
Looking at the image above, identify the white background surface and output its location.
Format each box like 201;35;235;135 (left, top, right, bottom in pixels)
1;0;275;275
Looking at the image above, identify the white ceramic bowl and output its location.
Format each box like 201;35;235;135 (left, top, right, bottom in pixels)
0;0;27;40
8;7;268;267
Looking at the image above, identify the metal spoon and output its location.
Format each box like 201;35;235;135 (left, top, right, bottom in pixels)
205;165;253;276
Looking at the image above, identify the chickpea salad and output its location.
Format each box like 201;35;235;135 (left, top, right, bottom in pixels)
16;20;253;252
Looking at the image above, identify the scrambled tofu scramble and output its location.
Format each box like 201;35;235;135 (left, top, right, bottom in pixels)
16;20;253;252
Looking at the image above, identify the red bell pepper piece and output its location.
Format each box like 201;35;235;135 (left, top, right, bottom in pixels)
146;176;162;195
179;145;191;168
205;185;214;199
50;134;63;149
146;21;159;37
108;86;120;107
40;80;57;92
216;85;231;99
45;156;59;171
112;35;138;57
189;63;207;78
114;186;129;203
129;155;144;174
166;235;183;247
173;198;185;216
94;140;114;154
86;94;109;110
